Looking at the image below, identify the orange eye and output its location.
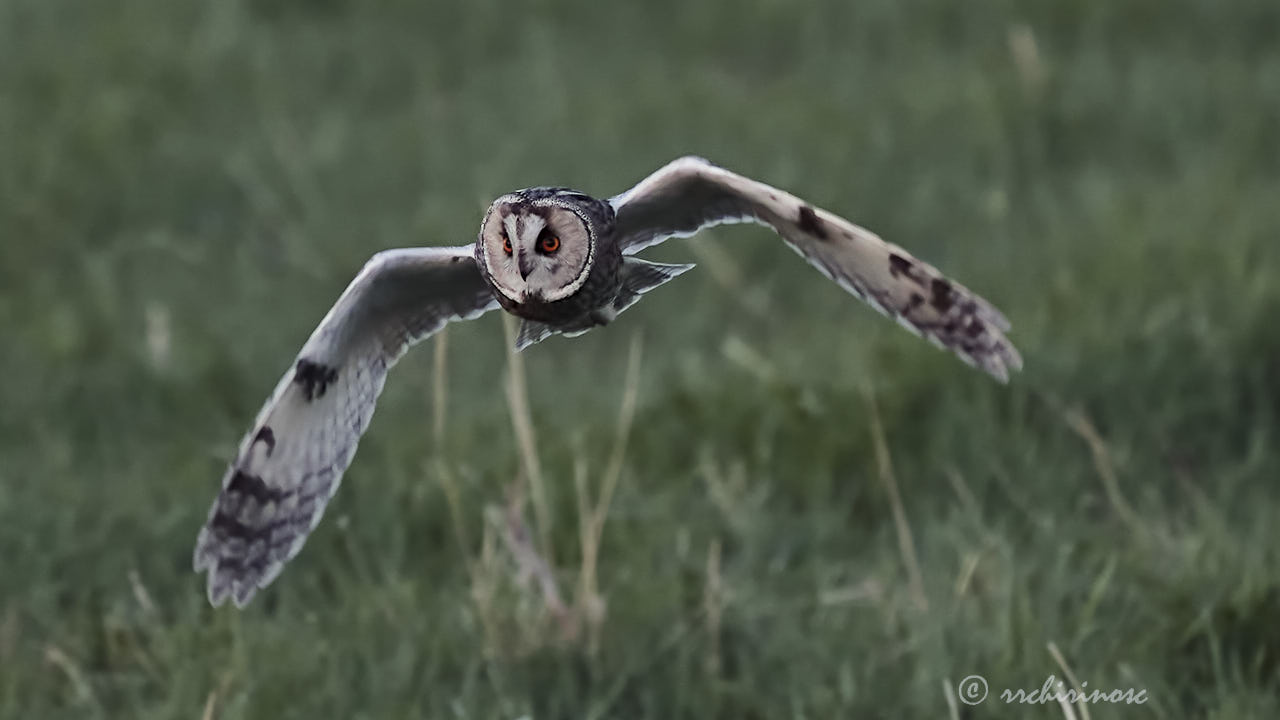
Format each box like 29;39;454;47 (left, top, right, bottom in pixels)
540;235;560;253
502;236;512;255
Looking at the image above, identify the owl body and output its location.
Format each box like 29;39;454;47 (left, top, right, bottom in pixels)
194;156;1024;607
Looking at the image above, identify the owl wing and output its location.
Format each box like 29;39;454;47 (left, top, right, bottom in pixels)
609;156;1022;381
193;246;499;607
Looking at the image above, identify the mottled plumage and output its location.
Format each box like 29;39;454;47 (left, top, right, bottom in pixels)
194;156;1022;606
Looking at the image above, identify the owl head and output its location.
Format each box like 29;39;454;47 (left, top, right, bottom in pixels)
477;190;601;304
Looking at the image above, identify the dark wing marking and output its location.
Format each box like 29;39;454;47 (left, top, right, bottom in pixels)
609;157;1022;380
193;246;498;607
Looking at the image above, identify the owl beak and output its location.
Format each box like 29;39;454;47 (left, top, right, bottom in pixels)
517;251;535;281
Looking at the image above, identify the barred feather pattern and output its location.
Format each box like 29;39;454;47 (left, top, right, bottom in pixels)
610;157;1022;380
193;247;498;607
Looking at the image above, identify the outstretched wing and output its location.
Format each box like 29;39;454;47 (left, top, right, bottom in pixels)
193;246;498;607
609;156;1022;381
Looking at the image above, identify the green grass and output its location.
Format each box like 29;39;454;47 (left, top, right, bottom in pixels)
2;0;1279;716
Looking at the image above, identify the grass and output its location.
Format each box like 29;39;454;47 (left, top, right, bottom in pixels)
2;0;1279;716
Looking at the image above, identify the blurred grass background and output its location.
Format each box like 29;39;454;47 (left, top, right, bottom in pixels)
2;0;1279;717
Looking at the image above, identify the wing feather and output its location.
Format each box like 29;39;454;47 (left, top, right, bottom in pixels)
610;157;1022;380
193;246;498;607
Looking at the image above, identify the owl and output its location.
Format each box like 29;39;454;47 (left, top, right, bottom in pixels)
193;156;1022;607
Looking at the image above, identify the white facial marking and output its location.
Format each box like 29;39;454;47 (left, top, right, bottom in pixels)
481;198;595;305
